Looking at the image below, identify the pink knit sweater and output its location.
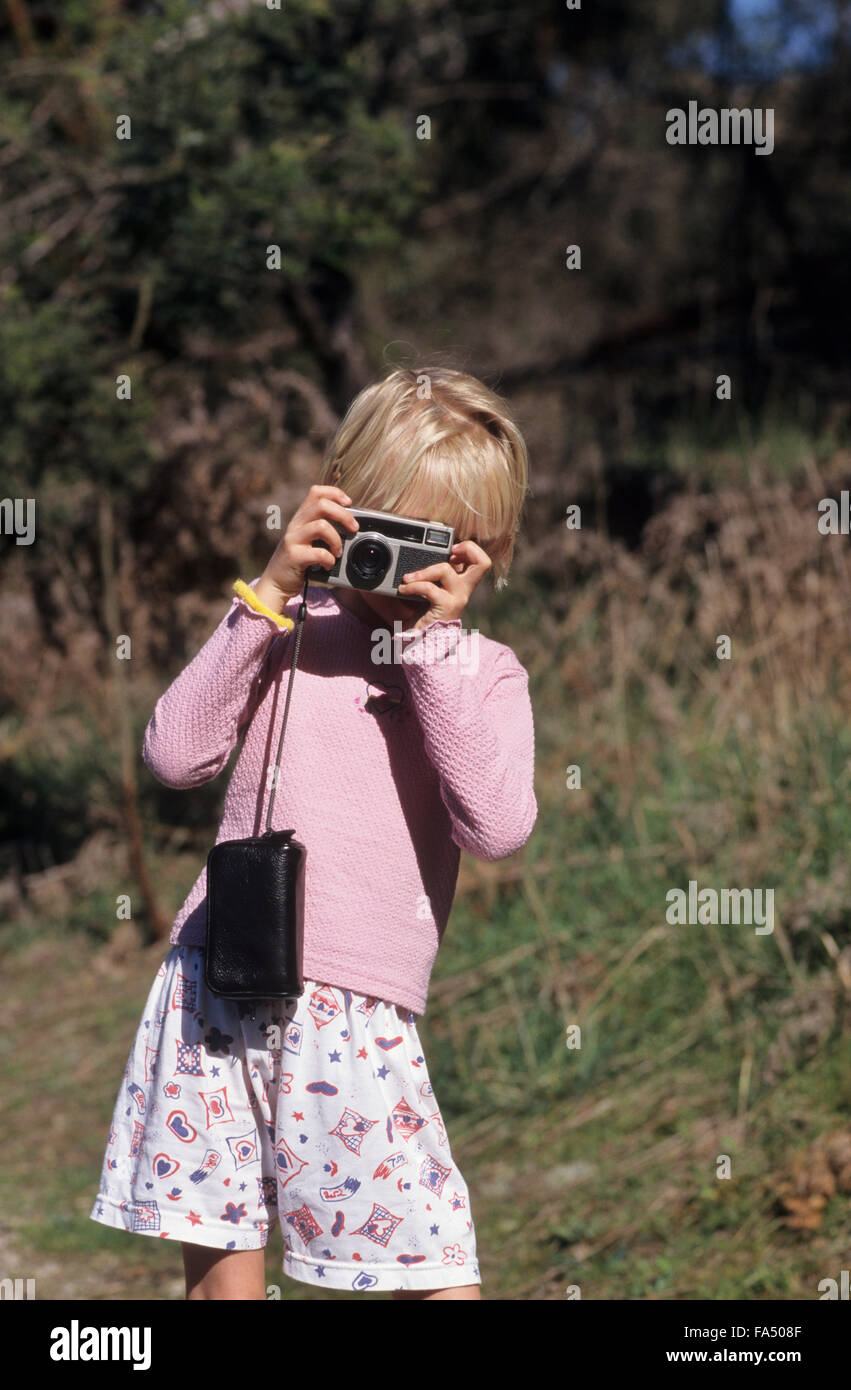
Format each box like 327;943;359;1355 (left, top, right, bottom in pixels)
143;578;537;1014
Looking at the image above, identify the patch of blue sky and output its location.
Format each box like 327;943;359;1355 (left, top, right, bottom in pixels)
668;0;838;80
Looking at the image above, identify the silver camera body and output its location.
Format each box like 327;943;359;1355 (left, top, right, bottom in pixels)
306;507;455;598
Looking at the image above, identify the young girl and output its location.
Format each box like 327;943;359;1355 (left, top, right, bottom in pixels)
89;365;537;1299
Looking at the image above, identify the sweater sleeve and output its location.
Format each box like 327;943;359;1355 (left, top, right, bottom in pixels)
397;619;537;861
141;578;291;790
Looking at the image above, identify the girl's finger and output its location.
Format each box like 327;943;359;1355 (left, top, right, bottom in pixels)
298;545;337;571
308;484;353;503
397;579;452;609
450;539;492;569
309;497;359;532
294;516;348;555
400;561;461;588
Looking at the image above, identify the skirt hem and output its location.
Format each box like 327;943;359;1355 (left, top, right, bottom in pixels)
89;1193;271;1251
281;1247;481;1293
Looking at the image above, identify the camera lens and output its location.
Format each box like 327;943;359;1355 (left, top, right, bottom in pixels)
347;537;391;590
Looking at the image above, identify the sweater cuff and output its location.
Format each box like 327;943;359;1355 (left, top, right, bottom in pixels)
397;618;464;663
232;579;295;632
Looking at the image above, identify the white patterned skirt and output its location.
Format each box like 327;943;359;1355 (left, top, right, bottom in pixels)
89;945;480;1293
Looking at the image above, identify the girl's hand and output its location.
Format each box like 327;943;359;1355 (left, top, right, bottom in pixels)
397;539;492;632
254;485;358;612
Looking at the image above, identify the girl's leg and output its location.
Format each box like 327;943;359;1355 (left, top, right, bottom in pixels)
392;1284;481;1301
182;1243;267;1301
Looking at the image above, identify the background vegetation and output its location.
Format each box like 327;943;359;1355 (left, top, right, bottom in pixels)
1;0;850;1299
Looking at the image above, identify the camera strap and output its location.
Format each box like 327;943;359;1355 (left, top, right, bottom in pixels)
263;572;310;833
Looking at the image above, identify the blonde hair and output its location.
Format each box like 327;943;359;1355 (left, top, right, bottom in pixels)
316;366;530;589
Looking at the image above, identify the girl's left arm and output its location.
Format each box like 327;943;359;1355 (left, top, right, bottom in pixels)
398;619;537;861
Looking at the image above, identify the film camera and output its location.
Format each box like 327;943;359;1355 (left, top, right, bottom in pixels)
306;507;456;599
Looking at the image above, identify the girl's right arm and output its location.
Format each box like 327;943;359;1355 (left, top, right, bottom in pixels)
142;485;357;788
141;579;290;789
